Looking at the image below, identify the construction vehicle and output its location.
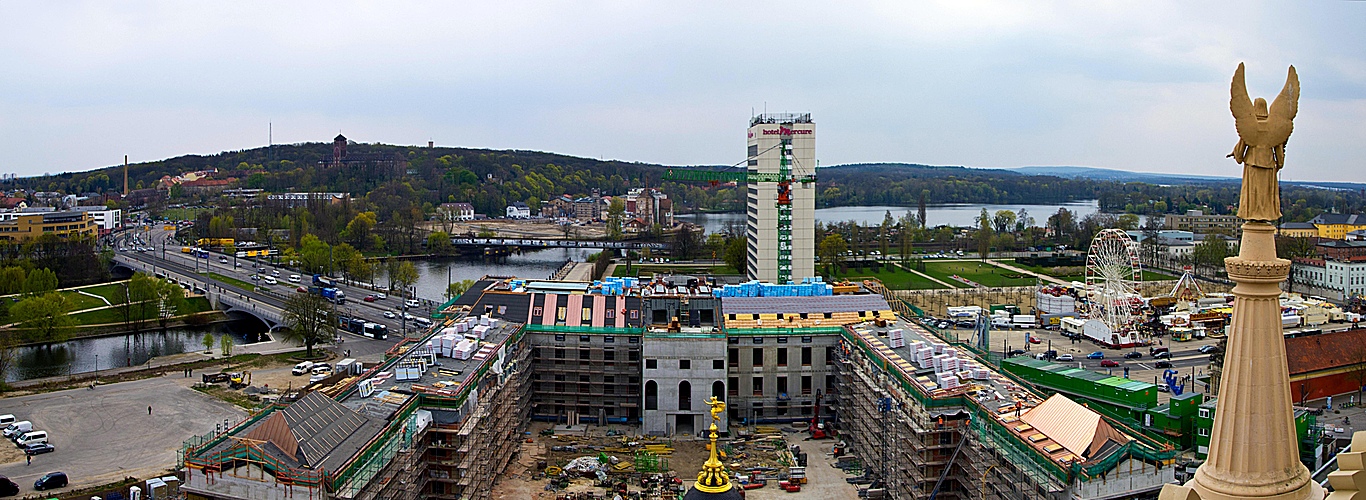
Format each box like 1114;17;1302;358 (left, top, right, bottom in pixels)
662;130;816;284
807;393;831;439
229;372;251;389
778;479;802;492
200;373;230;384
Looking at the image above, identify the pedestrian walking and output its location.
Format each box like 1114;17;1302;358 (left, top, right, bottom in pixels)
26;454;31;465
149;405;153;415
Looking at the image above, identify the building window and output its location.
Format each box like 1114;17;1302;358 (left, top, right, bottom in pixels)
555;334;565;342
729;377;739;396
777;348;788;366
826;346;835;365
605;336;615;343
753;337;763;344
604;350;615;361
729;348;739;365
580;349;590;360
583;308;592;321
713;359;724;370
1199;408;1210;419
680;359;691;370
645;381;658;410
630;310;639;320
802;347;812;366
752;348;764;366
557;307;567;321
555;349;566;359
606;309;615;319
777;337;788;344
580;335;590;342
646;359;658;369
801;375;812;395
802;336;813;343
629;336;640;343
777;376;788;396
753;377;764;396
1198;427;1209;437
713;380;726;401
679;381;692;411
533;306;543;317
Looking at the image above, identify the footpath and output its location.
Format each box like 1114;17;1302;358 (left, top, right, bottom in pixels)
986;259;1071;286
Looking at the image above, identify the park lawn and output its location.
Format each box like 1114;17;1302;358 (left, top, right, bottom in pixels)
69;297;214;325
922;261;1038;288
58;291;107;310
830;264;947;290
80;282;130;305
1002;259;1086;283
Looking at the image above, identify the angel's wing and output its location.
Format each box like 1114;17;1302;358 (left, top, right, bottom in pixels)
1266;65;1299;143
1230;63;1258;141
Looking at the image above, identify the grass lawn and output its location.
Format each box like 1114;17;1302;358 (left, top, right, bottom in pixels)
1141;270;1177;281
922;261;1038;288
829;263;947;290
69;297;214;325
58;291;107;310
209;272;258;292
1004;259;1175;283
79;282;130;305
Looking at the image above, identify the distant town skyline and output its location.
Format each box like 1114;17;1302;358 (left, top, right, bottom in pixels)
1;2;1363;182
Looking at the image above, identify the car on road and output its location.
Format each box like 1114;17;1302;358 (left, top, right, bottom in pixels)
376;292;387;300
1155;360;1173;368
264;276;278;285
402;312;416;321
383;311;397;319
405;299;421;308
34;471;67;491
219;256;228;263
1007;349;1027;358
1153;351;1172;359
272;270;280;277
250;274;261;281
1056;354;1075;362
1198;345;1222;354
292;361;315;375
1086;351;1105;359
0;475;16;496
1124;351;1143;359
289;274;301;283
297;286;308;293
364;295;377;302
1100;360;1120;367
24;443;54;455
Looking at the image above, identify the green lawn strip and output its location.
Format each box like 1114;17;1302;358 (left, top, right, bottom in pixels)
79;282;131;305
922;261;1036;288
1141;270;1176;281
209;272;257;291
69;297;215;325
57;290;106;310
832;263;947;290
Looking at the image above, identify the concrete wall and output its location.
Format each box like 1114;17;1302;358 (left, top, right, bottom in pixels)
726;333;839;423
642;336;728;435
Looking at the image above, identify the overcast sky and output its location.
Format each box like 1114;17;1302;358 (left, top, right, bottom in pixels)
1;1;1363;182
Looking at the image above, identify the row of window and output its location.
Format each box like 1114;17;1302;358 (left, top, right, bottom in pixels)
538;307;639;321
550;334;640;343
645;359;724;370
728;346;829;367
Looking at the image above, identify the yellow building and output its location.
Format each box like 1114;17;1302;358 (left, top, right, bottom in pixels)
0;211;97;242
1277;222;1319;238
1309;213;1366;240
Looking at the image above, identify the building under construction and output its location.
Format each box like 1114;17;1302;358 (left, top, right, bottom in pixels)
179;276;1181;500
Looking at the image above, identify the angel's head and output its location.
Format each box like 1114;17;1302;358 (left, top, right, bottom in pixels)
1254;97;1269;120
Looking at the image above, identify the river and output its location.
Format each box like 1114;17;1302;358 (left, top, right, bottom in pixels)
7;321;268;383
376;247;598;301
679;201;1100;235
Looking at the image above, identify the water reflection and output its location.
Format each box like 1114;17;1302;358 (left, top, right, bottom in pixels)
8;321;267;382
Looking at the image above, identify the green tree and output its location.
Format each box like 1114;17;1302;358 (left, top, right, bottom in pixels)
818;234;848;276
299;234;332;275
446;279;476;300
154;279;188;328
673;227;702;260
992;210;1017;234
0;267;26;295
722;236;746;275
333;243;364;281
281;292;336;358
127;273;159;331
12;293;74;343
22;268;58;296
1117;213;1140;231
388;260;419;299
427;231;453;255
342;212;378;250
606;198;626;240
220;334;233;357
202;333;215;353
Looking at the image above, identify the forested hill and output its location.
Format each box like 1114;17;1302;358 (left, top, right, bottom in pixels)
815;163;1106;206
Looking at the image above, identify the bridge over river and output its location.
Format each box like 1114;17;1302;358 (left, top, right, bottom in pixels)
450;236;668;250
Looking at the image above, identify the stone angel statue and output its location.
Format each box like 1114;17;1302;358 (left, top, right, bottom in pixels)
1228;63;1299;221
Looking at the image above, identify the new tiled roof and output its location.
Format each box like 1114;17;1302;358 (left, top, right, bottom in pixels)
279;392;386;473
1020;394;1130;459
1285;329;1366;375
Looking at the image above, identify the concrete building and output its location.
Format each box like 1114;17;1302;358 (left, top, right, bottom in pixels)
1165;210;1241;235
642;333;728;436
505;202;531;219
1290;257;1366;300
1278;221;1319;238
625;188;672;227
71;206;122;231
0;211;96;242
745;114;816;283
437;202;475;221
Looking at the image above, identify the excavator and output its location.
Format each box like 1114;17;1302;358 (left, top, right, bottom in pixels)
807;392;831;440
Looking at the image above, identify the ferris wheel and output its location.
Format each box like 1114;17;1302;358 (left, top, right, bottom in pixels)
1085;229;1143;334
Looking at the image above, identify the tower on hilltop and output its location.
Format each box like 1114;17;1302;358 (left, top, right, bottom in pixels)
745;113;816;283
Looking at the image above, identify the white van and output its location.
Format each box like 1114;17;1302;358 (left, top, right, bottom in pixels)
413;317;433;328
0;415;15;427
3;421;31;439
15;430;47;447
291;361;315;376
288;274;301;283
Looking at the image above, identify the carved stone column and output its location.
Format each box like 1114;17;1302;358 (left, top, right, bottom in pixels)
1176;221;1323;500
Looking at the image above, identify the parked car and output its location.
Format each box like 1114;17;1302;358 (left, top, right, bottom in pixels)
1156;360;1174;368
1056;354;1075;362
0;415;14;427
1086;351;1105;359
291;361;315;376
24;443;54;455
1124;351;1143;359
383;311;397;319
1099;360;1120;367
2;421;31;439
219;256;228;263
34;472;67;491
1028;336;1042;344
1007;349;1027;358
1043;350;1058;360
311;365;333;376
0;475;17;496
1198;345;1222;354
1155;384;1170;393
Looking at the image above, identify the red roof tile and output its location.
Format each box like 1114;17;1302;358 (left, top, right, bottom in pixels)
1285;328;1366;375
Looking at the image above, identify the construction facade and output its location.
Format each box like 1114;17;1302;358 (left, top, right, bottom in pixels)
180;276;1181;500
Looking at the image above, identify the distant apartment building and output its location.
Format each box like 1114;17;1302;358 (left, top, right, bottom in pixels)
1307;213;1366;240
265;192;350;209
1277;222;1319;238
438;202;475;221
1315;239;1366;261
625;188;673;228
1164;210;1241;235
1290;257;1366;300
0;211;96;242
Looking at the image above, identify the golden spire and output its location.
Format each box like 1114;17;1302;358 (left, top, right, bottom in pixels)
694;397;732;494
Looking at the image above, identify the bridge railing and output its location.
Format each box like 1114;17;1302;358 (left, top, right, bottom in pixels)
449;237;667;250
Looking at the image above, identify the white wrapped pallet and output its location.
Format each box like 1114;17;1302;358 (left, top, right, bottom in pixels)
939;375;960;389
942;347;957;358
472;325;490;340
933;343;945;354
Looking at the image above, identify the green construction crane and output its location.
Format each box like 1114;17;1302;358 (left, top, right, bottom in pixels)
662;139;815;283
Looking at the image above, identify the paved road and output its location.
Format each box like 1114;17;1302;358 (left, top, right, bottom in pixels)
0;376;245;495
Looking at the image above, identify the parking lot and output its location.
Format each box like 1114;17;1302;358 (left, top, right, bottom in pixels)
0;376;246;495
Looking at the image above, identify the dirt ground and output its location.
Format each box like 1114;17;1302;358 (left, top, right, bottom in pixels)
490;422;861;499
429;218;610;240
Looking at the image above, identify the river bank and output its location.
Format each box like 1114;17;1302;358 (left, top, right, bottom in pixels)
0;311;231;349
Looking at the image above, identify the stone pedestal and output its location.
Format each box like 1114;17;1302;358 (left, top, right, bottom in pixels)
1173;222;1323;500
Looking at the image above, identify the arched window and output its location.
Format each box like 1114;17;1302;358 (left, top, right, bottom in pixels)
645;381;658;410
713;380;725;402
679;381;692;411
